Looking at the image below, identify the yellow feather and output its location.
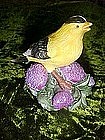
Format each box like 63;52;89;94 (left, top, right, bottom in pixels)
27;21;92;72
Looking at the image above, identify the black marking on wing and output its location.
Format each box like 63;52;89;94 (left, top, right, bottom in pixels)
30;37;50;59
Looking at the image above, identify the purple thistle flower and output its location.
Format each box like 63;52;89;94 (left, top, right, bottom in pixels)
59;62;86;84
25;63;48;91
88;76;95;86
52;90;74;110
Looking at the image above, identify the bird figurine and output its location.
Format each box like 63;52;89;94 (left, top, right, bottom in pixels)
12;15;92;90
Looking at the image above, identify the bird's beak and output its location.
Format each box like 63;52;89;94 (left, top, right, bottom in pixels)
83;22;93;32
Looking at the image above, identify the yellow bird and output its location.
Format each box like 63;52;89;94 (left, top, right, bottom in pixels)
14;15;92;89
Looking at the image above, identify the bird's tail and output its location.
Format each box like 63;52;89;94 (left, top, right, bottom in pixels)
11;56;29;64
27;56;47;64
11;47;47;66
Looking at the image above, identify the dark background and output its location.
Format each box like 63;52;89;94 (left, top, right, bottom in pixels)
0;0;105;140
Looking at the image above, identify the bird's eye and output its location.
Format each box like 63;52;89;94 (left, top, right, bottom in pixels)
76;25;79;28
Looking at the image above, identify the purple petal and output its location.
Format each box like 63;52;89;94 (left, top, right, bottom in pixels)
60;62;86;84
88;77;95;86
52;90;74;110
25;63;48;91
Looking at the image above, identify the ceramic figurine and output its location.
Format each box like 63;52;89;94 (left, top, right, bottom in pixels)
12;15;95;111
13;15;92;90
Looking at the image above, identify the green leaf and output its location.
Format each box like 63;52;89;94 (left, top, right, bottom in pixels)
68;98;82;111
72;86;81;99
75;74;90;87
81;97;87;107
79;86;92;96
37;93;55;111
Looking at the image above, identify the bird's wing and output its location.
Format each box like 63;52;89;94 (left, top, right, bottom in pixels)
23;37;50;59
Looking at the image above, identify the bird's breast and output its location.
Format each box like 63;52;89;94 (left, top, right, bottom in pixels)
47;38;83;67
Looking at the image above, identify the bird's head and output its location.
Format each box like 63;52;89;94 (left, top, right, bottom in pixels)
50;15;92;40
62;15;92;38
